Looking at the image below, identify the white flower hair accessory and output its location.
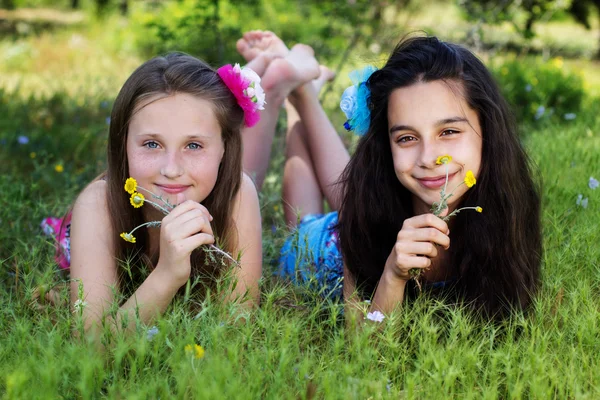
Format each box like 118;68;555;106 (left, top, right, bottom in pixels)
217;63;266;127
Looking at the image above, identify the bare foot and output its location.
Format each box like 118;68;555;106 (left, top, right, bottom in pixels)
261;44;320;104
236;30;289;62
313;65;335;94
244;52;280;77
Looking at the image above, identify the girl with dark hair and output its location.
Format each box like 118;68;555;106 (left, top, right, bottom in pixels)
278;35;542;321
42;47;323;335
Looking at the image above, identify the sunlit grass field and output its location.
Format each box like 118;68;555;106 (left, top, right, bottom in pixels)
1;8;600;399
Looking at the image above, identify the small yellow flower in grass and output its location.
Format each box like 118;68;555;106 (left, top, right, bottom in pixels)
55;164;64;173
436;155;452;165
185;344;205;359
124;177;137;194
30;152;36;159
464;170;476;188
476;206;483;213
130;192;145;208
120;232;136;243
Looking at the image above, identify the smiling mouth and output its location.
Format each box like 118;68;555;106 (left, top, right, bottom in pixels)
416;172;458;189
156;184;191;194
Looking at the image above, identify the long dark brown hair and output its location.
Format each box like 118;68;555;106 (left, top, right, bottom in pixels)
337;36;542;319
105;53;244;294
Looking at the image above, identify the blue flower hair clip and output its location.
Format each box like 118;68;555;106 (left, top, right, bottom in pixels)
339;65;377;136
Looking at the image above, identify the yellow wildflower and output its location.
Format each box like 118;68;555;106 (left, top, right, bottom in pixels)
120;232;136;243
30;152;36;159
55;164;64;173
552;57;563;69
435;155;452;165
464;170;476;188
130;192;145;208
185;344;205;359
476;206;483;213
124;177;137;194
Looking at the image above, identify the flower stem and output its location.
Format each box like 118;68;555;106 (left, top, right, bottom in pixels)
442;162;449;195
441;206;480;222
126;221;239;266
143;199;172;215
207;244;240;266
128;220;162;235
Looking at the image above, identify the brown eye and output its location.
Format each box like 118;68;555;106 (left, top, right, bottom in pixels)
398;136;416;143
441;129;459;136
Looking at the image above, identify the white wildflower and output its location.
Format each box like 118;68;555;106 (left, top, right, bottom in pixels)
366;310;385;323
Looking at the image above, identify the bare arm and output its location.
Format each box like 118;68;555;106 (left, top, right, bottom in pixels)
69;181;185;336
225;173;263;306
343;214;450;320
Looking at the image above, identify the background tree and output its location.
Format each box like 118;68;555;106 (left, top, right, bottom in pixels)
460;0;572;39
568;0;600;58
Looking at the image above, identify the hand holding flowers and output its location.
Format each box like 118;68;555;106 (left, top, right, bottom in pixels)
120;178;238;285
157;196;215;285
408;155;483;289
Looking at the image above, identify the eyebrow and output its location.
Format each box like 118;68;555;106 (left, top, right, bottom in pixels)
134;132;214;140
389;117;469;135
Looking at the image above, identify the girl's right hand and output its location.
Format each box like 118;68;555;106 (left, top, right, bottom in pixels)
156;194;214;286
383;213;450;283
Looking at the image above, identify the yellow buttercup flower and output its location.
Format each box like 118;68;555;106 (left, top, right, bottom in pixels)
436;155;452;165
476;206;483;213
464;170;476;188
185;344;205;359
120;232;136;243
124;177;137;194
130;192;145;208
55;164;64;173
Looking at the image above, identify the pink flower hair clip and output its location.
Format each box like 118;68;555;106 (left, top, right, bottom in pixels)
217;63;266;127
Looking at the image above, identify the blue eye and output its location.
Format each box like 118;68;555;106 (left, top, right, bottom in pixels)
144;141;159;149
187;142;202;150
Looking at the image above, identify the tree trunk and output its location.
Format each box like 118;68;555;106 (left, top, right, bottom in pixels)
214;0;223;65
119;0;128;15
524;14;536;38
71;0;80;9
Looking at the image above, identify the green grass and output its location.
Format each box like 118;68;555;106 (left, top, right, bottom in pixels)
2;9;600;399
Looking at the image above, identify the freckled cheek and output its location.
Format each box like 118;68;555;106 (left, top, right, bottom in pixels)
184;155;221;183
127;152;161;179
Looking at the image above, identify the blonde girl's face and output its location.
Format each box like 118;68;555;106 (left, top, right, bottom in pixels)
387;80;483;215
126;93;225;208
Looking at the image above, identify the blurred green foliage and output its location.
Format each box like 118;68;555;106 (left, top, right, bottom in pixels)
492;56;586;123
129;0;406;66
460;0;600;58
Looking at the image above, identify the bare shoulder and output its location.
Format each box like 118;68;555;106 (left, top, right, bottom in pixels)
234;172;259;206
73;179;109;215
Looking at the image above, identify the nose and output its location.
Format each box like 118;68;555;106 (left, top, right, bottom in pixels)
417;138;443;168
160;151;184;178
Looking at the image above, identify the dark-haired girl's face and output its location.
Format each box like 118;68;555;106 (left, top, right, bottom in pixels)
387;80;482;215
